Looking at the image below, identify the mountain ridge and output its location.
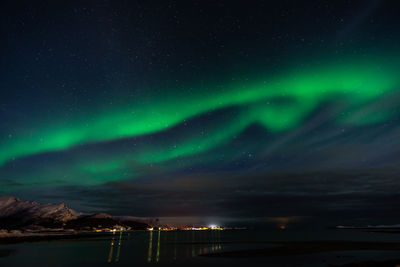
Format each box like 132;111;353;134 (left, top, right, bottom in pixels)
0;196;150;232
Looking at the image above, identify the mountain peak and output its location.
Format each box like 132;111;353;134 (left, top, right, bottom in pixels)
0;196;78;227
0;196;150;231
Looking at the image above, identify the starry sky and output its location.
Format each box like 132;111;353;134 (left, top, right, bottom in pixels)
1;0;400;227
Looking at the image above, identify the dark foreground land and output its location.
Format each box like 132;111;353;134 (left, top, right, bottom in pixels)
201;240;400;257
201;240;400;266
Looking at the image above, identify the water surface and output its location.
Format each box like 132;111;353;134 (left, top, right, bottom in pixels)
2;229;400;266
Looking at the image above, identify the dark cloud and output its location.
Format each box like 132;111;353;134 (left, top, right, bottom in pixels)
16;168;396;227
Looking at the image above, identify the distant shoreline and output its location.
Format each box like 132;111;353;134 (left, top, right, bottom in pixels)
336;227;400;234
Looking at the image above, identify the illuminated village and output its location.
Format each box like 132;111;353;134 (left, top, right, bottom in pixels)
97;225;227;233
147;225;224;231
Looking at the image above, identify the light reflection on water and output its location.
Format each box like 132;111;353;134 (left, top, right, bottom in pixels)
99;229;400;264
5;229;400;266
107;231;123;263
143;230;224;264
147;230;153;262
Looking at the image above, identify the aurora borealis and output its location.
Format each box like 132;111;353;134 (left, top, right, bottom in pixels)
2;0;400;226
2;57;398;168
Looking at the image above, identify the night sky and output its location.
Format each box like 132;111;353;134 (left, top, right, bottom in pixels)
1;0;400;227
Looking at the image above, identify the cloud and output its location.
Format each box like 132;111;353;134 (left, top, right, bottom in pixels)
16;167;395;227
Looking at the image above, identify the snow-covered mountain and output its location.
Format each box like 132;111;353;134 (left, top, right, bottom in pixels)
0;196;150;231
0;196;81;229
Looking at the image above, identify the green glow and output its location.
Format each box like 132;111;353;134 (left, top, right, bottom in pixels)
1;56;399;167
138;115;249;163
81;160;124;174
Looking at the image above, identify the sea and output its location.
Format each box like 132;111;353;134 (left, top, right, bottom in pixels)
1;229;400;266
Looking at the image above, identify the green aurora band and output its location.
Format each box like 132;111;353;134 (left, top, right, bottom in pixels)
1;55;399;173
